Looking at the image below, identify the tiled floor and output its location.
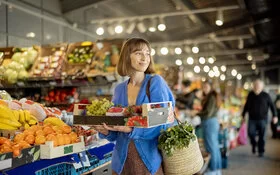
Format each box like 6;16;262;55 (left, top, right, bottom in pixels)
222;137;280;175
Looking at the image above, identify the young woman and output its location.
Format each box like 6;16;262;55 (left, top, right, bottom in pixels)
94;38;175;175
194;80;222;175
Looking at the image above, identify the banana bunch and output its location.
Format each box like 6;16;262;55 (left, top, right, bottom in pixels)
43;117;66;127
0;105;38;130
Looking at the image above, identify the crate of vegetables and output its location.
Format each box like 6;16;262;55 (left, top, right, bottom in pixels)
73;100;174;128
64;41;98;78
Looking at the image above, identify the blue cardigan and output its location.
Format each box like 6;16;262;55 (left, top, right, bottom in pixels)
99;74;175;175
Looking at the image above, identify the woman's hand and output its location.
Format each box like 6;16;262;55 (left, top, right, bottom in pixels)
92;124;109;135
103;123;133;133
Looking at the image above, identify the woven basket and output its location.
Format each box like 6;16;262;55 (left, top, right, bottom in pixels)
162;137;204;175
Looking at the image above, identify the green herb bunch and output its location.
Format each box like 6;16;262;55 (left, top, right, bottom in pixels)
158;122;196;157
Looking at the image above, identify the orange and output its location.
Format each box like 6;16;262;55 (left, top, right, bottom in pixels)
35;135;46;145
56;134;65;146
0;137;9;144
18;141;31;149
1;144;13;153
35;130;45;136
69;132;78;143
61;125;72;134
12;144;21;157
30;125;40;131
46;134;58;147
43;126;54;135
25;134;35;145
63;134;71;145
14;133;25;143
23;129;35;136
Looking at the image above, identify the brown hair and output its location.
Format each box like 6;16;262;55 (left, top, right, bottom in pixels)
117;38;156;76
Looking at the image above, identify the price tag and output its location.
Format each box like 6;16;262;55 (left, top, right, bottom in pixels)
79;151;90;167
17;82;25;87
49;81;57;86
71;154;83;169
106;75;116;82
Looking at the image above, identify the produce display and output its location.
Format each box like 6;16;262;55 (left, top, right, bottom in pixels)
67;46;94;64
1;47;38;83
0;105;38;130
44;88;77;104
86;98;114;116
30;47;65;78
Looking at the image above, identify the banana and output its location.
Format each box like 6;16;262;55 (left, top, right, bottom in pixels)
24;110;31;122
0;105;17;121
44;117;66;127
19;110;25;124
12;110;20;121
0;118;21;128
28;119;37;125
0;123;18;130
30;114;38;122
24;123;30;130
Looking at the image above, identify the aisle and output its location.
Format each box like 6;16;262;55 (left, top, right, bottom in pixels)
222;137;280;175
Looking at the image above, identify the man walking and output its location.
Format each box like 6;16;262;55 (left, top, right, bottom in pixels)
242;79;278;157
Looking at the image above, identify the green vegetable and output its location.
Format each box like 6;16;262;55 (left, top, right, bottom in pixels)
158;122;196;157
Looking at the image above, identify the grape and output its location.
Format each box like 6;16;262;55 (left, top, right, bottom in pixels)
86;98;114;116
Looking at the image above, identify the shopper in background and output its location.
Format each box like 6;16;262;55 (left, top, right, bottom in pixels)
271;94;280;138
242;79;278;157
94;38;175;175
192;80;222;175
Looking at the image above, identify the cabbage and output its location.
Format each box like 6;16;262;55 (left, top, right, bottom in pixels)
12;52;22;62
26;49;37;64
4;69;14;79
7;70;18;84
18;70;29;80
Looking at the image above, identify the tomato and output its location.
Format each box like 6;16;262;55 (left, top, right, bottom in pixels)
49;91;55;97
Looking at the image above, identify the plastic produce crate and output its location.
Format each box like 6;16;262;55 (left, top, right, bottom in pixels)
35;156;112;175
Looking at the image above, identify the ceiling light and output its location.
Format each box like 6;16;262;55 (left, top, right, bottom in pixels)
215;10;224;26
175;59;182;66
174;47;182;55
202;77;206;82
160;47;168;55
192;46;199;54
208;57;215;64
115;25;123;34
158;24;166;31
137;21;147;33
220;74;226;81
158;17;166;31
96;27;104;36
214;70;220;77
186;71;194;78
213;66;219;72
151;48;156;56
208;70;215;78
26;32;36;38
247;53;253;61
237;73;242;80
194;66;200;73
186;57;194;65
203;65;210;72
251;63;256;70
244;82;249;90
221;65;226;72
238;38;244;49
231;69;237;76
126;22;136;34
199;57;206;64
148;18;157;32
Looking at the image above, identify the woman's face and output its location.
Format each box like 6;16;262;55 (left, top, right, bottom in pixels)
202;83;211;95
130;44;151;73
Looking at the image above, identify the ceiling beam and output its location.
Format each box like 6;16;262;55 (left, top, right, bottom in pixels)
61;0;106;14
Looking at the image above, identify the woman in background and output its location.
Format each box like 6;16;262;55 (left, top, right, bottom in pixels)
94;38;175;175
193;80;222;175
